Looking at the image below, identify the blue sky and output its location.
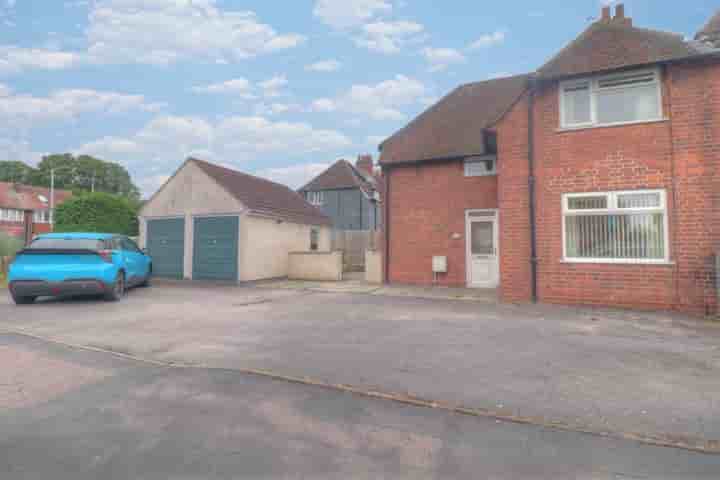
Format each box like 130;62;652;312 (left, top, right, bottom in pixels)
0;0;716;196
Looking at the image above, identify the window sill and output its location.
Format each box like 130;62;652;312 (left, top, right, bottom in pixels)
556;118;668;133
560;259;675;266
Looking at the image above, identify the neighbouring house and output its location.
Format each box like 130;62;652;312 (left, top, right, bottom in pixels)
0;182;72;244
138;158;332;282
299;155;382;231
380;4;720;316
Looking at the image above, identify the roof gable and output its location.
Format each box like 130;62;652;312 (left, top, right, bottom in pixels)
379;74;529;166
191;159;331;226
299;160;376;195
696;11;720;47
0;182;72;211
537;18;703;80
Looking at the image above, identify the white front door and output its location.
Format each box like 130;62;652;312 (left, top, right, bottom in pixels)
466;211;499;288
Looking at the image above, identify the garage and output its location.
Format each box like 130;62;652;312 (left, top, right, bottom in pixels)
146;218;184;279
193;216;239;281
139;157;332;282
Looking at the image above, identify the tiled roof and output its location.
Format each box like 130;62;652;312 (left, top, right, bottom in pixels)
537;18;708;80
191;158;331;226
379;74;529;165
696;11;720;46
0;182;72;211
299;159;378;197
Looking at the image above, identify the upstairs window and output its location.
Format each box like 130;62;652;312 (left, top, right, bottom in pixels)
464;157;497;177
308;191;324;206
33;209;51;224
563;190;669;263
560;69;662;129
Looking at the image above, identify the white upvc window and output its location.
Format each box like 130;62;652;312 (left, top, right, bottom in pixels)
308;191;325;206
33;209;51;223
464;156;497;177
560;69;663;129
562;189;670;264
0;208;24;222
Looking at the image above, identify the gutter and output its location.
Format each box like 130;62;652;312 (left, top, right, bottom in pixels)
527;76;539;303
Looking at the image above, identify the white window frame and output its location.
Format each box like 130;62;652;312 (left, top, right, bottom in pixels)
0;208;24;222
561;189;670;264
308;191;325;206
559;68;663;129
464;156;497;177
33;209;51;224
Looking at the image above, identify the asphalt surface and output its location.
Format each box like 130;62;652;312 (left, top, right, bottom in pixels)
1;332;719;479
2;282;719;450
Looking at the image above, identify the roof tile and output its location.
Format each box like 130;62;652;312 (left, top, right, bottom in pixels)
0;182;72;211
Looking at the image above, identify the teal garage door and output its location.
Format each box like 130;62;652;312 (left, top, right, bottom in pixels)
147;218;185;279
193;216;239;281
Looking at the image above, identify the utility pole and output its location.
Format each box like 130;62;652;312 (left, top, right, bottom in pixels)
50;168;55;227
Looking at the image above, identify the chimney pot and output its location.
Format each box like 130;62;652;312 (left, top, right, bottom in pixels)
615;4;625;19
356;154;373;175
601;6;611;21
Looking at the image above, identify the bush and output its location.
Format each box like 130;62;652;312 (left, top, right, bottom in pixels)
0;232;23;257
54;192;139;236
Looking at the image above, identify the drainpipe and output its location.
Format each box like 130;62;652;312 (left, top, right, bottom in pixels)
527;76;539;303
382;166;391;283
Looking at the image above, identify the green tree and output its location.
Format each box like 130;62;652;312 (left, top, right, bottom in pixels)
54;192;139;236
0;161;37;184
34;154;140;200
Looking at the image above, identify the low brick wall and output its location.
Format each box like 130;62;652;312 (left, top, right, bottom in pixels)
365;250;383;284
288;251;343;281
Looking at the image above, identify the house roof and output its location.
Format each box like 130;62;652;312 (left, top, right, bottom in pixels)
191;158;332;226
378;74;529;166
299;159;379;197
537;17;713;80
696;11;720;46
0;182;72;211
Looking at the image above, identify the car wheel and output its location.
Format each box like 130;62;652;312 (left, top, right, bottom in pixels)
105;271;125;302
139;271;152;288
11;293;36;305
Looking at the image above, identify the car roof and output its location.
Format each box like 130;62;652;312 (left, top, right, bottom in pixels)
35;232;118;240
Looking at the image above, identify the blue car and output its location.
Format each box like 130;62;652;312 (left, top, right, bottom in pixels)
8;233;152;305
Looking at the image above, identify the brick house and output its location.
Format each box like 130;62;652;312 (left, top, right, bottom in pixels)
380;5;720;315
299;155;382;231
0;182;72;243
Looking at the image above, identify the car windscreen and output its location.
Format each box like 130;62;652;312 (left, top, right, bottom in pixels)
26;238;106;250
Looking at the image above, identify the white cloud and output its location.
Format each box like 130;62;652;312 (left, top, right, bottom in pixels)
422;47;466;72
366;135;386;145
253;102;302;116
191;78;255;98
0;83;9;96
0;46;81;75
75;114;353;194
0;88;165;125
468;31;506;50
256;162;333;189
258;75;288;98
6;0;16;7
313;0;391;29
0;137;45;165
354;20;424;54
312;75;427;121
305;59;342;72
85;0;305;65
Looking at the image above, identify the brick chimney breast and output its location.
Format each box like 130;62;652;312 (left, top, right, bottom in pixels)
601;5;611;21
613;3;632;27
356;154;373;175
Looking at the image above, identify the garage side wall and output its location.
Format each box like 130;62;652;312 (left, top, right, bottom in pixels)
239;216;331;281
139;161;245;279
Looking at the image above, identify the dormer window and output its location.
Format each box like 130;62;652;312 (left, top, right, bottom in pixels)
560;69;662;129
308;191;324;206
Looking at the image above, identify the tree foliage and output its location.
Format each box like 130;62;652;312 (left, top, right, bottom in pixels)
0;154;140;201
0;161;36;184
54;192;139;236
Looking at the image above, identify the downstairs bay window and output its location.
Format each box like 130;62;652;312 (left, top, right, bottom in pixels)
562;190;669;263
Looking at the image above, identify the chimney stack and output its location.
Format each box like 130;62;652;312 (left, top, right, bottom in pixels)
356;154;373;176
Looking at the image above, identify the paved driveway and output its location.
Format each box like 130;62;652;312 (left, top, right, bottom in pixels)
1;282;719;450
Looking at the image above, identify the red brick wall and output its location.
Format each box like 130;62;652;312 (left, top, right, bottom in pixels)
496;61;720;315
497;93;533;302
387;161;497;286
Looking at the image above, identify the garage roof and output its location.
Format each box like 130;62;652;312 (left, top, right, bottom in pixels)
191;158;332;226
